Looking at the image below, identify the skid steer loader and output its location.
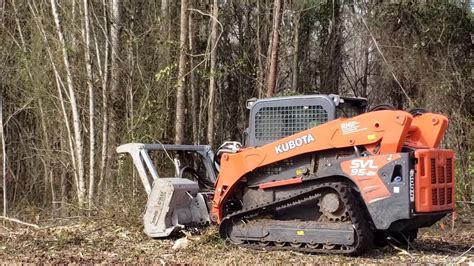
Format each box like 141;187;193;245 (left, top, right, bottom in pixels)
117;94;455;254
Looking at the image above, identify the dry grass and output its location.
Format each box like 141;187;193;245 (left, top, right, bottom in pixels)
0;211;472;264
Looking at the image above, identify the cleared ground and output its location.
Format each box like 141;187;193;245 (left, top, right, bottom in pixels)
0;212;472;264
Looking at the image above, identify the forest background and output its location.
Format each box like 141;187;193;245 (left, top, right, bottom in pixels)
0;0;472;222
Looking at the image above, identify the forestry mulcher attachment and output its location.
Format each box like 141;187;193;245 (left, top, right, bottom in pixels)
118;94;455;255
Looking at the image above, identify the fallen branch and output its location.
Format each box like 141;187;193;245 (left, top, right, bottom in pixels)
456;246;474;261
456;201;474;205
0;216;40;229
389;242;414;258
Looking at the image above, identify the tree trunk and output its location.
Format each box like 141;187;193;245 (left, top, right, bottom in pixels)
265;0;282;97
125;18;135;136
106;0;121;190
189;6;198;145
175;0;188;144
50;0;86;206
292;7;300;92
360;33;370;98
0;0;5;29
1;93;6;217
110;0;121;135
60;168;67;213
83;0;95;208
71;0;77;51
98;0;110;196
160;0;169;61
198;96;204;145
207;0;219;146
320;0;343;94
161;0;168;15
38;100;56;211
256;0;264;97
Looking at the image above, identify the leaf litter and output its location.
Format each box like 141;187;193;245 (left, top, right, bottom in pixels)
0;211;472;264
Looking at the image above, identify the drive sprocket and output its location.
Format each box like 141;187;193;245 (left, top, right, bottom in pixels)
318;191;349;222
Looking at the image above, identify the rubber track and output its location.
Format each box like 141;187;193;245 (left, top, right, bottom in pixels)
220;181;374;255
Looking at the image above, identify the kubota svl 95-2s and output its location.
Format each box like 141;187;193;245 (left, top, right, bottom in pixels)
118;94;455;255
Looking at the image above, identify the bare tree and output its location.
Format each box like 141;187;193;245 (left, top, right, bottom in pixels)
1;93;6;217
189;5;198;145
256;0;264;97
175;0;188;144
292;3;300;91
0;0;4;29
320;0;343;94
160;0;170;67
50;0;86;205
110;0;121;134
38;100;56;211
106;0;121;187
98;0;110;196
161;0;168;15
83;0;95;208
30;1;79;206
265;0;283;97
207;0;219;146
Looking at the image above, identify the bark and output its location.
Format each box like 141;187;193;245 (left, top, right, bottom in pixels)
60;168;67;213
0;0;4;29
110;0;121;118
11;0;25;48
161;0;171;141
189;7;198;145
1;93;6;217
198;95;204;145
50;0;86;206
207;0;218;146
360;31;371;98
160;0;169;63
320;0;343;94
71;0;77;51
83;0;95;208
161;0;168;16
174;0;188;144
110;0;121;128
292;8;300;92
38;100;56;211
106;0;121;187
361;44;369;98
0;216;39;229
265;0;282;97
125;17;135;135
98;0;109;196
256;0;264;98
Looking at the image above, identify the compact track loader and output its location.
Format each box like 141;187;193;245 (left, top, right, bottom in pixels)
118;94;455;255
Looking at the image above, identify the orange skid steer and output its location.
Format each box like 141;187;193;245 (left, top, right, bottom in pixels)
117;94;455;254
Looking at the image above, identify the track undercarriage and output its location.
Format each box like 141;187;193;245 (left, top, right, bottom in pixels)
220;181;374;255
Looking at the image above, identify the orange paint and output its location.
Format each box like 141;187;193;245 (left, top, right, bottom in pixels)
340;154;400;204
211;110;413;223
406;113;448;148
414;149;455;212
258;177;303;189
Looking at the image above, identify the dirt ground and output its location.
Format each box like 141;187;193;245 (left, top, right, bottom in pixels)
0;211;472;264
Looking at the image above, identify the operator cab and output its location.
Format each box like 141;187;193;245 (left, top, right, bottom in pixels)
244;94;367;147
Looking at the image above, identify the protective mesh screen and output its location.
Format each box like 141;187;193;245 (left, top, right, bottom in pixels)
336;104;363;118
255;105;328;141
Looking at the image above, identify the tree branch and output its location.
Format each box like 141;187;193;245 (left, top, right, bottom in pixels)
0;216;40;229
